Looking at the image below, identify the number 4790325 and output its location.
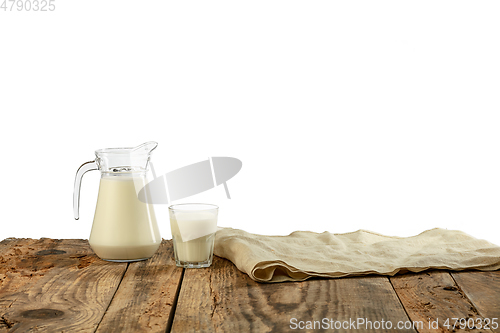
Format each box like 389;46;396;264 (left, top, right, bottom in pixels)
1;0;55;11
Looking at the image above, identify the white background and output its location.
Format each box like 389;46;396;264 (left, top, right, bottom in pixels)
1;1;499;245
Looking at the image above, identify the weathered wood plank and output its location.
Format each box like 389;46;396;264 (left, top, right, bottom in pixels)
95;239;183;333
171;256;416;333
0;239;28;250
451;271;500;333
0;238;86;315
390;271;495;333
0;238;127;332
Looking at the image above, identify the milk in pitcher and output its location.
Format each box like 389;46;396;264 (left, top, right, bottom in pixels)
89;176;161;261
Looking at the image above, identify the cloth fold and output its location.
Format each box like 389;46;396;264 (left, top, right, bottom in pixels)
213;227;500;283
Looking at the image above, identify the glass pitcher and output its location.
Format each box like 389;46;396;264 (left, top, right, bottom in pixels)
73;142;161;262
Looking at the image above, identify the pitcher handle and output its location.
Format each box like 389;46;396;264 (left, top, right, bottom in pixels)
73;160;98;220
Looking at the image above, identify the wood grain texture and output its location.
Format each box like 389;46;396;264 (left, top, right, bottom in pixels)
390;271;495;333
171;256;416;333
451;271;500;333
95;239;183;333
3;238;499;333
0;238;127;332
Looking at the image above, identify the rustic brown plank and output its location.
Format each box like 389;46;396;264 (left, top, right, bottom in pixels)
0;238;127;332
171;256;416;333
451;271;500;332
0;238;41;296
390;271;495;333
95;239;183;332
0;238;81;314
0;239;25;250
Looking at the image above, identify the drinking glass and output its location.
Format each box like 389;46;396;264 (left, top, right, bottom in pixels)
169;203;218;268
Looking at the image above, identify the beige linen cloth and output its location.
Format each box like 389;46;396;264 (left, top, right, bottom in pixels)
213;227;500;283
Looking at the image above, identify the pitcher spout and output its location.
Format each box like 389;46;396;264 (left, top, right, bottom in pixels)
132;141;158;154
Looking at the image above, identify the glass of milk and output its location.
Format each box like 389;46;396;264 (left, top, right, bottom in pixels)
169;203;218;268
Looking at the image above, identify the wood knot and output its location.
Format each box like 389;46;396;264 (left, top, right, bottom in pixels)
20;309;64;319
35;250;66;256
443;286;458;291
0;316;15;328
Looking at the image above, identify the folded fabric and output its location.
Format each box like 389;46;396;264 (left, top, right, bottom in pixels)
213;227;500;283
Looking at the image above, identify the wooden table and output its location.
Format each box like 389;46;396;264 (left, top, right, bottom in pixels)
0;238;499;332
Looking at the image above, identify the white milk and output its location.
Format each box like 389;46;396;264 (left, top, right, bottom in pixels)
170;212;217;263
89;176;161;261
